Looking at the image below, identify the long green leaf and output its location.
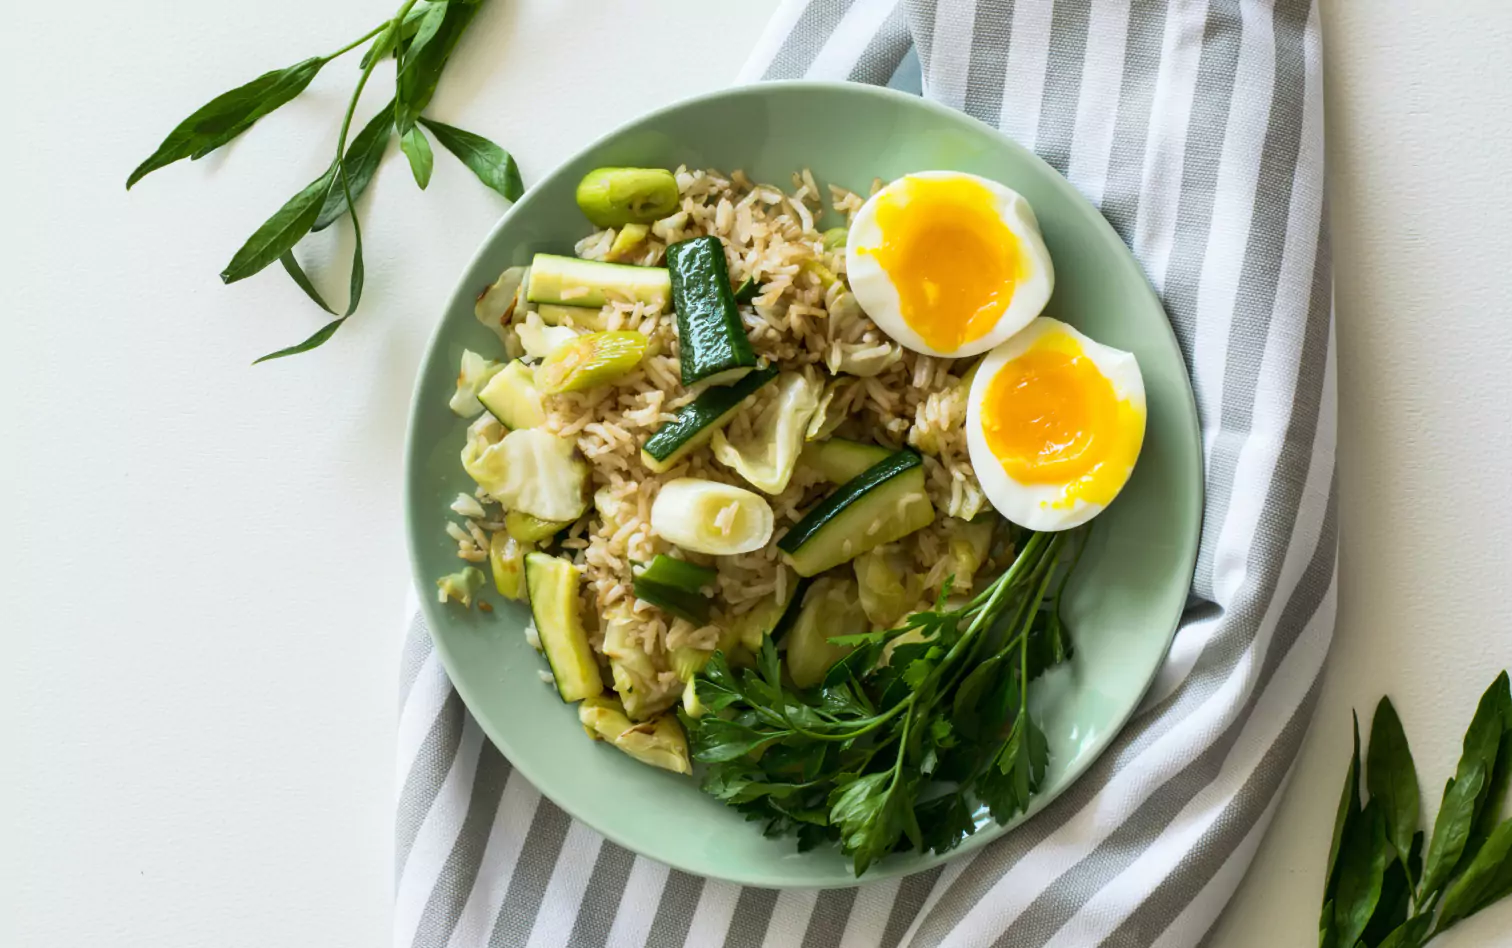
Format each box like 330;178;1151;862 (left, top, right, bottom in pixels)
127;57;325;189
1324;714;1364;909
253;317;347;364
279;252;336;314
1465;674;1512;862
1374;915;1432;948
1332;801;1390;948
220;165;334;283
419;117;524;201
1420;763;1488;899
401;124;434;189
394;0;477;133
1368;697;1421;878
1439;817;1512;929
313;101;394;231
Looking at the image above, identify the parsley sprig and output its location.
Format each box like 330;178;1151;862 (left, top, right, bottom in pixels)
682;528;1086;876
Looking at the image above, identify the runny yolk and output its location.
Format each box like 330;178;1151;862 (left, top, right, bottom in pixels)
865;176;1024;353
981;331;1145;509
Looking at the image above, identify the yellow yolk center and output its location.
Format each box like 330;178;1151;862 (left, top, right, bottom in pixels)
866;176;1024;353
981;331;1145;509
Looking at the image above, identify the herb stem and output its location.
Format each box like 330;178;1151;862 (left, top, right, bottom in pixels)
324;21;392;63
785;695;916;743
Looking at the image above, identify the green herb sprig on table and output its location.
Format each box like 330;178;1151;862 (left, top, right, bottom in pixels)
125;0;521;363
682;529;1086;876
1320;671;1512;948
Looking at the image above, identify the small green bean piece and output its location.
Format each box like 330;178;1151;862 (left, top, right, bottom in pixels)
575;167;680;227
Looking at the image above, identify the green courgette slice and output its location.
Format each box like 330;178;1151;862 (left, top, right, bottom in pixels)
777;450;937;577
640;364;779;472
666;236;758;387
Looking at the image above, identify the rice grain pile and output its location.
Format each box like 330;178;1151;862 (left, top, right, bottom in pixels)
453;167;997;718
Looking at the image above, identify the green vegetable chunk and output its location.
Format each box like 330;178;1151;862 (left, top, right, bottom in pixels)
524;553;603;702
641;365;779;473
535;331;649;394
822;226;849;251
637;555;717;594
778;450;936;577
667;236;759;387
575;167;681;228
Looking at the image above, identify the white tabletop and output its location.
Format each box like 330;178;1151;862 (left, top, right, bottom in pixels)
4;1;1510;945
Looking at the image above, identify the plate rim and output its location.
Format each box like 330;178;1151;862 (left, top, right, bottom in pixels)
403;78;1204;888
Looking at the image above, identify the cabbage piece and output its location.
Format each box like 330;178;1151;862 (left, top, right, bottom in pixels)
516;309;578;360
711;372;820;494
830;341;903;378
579;696;691;774
436;566;485;608
853;546;923;628
942;519;996;591
449;349;505;417
806;378;851;441
602;603;678;720
474;266;528;343
462;426;588;522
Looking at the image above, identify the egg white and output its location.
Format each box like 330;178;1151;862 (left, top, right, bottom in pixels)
965;317;1147;532
846;171;1055;359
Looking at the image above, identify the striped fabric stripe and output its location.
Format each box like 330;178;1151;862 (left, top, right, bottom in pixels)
396;1;1335;944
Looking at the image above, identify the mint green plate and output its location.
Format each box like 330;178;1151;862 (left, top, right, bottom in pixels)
405;81;1201;887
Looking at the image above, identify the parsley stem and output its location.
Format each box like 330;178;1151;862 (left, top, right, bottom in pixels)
784;694;915;742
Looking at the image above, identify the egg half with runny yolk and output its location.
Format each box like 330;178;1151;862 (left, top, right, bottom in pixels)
965;317;1147;531
846;171;1054;359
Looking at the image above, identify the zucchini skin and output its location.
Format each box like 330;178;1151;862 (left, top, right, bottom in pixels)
641;364;779;471
778;450;926;562
632;575;711;624
637;554;717;594
667;236;758;386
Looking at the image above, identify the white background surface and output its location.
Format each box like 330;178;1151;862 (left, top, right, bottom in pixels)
3;1;1510;946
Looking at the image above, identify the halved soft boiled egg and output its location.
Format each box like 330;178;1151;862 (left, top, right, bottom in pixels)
966;317;1147;531
847;171;1054;358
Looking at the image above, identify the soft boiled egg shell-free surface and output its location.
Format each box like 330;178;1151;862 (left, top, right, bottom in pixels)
966;317;1147;532
846;171;1054;359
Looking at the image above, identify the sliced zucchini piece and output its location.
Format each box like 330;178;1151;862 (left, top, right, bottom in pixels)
524;553;603;702
777;450;936;577
478;360;546;430
535;331;648;394
728;568;802;653
606;223;651;262
801;438;893;484
666;236;758;387
488;532;531;601
649;478;774;556
631;576;709;624
636;554;717;593
575;167;680;228
640;365;779;473
527;253;670;311
504;511;569;544
733;276;760;303
536;302;610;331
786;576;868;688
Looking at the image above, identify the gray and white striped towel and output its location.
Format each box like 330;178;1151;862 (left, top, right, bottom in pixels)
396;1;1336;944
